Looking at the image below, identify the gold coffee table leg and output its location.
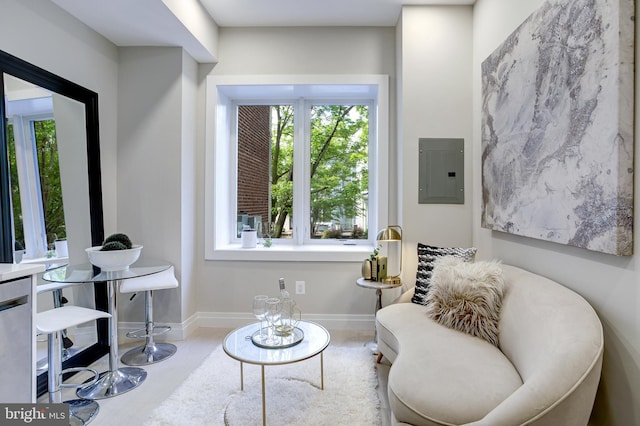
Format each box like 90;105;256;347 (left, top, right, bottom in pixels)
261;365;266;426
320;352;325;390
240;361;244;391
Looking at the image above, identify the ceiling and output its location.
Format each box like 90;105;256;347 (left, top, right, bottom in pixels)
200;0;475;27
51;0;475;62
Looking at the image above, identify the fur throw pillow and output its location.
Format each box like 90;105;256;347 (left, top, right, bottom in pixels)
425;256;505;346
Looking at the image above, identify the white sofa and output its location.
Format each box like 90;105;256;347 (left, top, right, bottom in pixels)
376;264;604;426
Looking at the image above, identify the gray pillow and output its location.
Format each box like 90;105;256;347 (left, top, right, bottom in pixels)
411;243;477;305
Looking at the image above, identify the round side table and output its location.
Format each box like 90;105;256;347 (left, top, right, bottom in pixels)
356;277;402;353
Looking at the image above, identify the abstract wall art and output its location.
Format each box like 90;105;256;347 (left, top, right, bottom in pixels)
481;0;635;256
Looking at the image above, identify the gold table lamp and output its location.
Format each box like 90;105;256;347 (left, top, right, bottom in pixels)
376;225;402;284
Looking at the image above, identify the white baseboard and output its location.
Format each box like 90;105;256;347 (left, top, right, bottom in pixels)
118;312;375;341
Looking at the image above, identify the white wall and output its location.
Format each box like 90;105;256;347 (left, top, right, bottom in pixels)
399;6;474;286
194;27;398;329
181;50;199;324
473;0;640;424
117;47;199;325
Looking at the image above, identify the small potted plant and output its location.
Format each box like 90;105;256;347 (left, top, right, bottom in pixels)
361;245;381;280
86;233;143;271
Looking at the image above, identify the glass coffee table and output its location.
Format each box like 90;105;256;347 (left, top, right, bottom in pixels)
223;320;330;426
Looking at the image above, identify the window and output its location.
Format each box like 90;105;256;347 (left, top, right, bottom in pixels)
7;113;66;259
237;103;370;241
205;75;389;261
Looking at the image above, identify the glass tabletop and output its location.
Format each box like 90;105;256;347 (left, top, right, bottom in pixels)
223;320;330;366
41;258;171;284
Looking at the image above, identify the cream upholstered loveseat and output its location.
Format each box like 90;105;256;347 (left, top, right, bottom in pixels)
376;264;604;426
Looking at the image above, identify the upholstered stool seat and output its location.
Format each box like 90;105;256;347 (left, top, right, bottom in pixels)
119;266;178;366
37;305;111;426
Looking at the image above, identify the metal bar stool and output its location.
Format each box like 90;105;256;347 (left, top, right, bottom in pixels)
36;305;111;426
36;288;78;374
119;266;178;366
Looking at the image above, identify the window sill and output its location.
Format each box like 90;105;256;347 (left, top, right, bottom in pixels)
206;243;374;262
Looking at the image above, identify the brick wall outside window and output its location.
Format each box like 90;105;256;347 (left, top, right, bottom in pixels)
237;105;270;230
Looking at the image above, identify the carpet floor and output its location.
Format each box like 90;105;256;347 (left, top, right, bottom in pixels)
145;341;382;426
38;328;391;426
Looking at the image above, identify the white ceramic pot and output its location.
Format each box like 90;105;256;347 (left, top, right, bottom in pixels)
85;245;143;271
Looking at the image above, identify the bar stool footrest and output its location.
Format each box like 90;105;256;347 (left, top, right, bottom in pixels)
60;367;100;389
126;325;170;339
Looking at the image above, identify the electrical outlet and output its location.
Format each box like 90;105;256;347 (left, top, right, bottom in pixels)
295;280;305;294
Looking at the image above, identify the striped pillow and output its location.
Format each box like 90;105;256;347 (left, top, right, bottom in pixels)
411;243;477;305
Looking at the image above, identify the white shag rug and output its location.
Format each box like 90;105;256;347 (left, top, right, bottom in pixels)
144;342;382;426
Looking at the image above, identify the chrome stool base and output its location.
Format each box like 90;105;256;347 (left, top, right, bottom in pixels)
121;342;177;366
119;280;179;366
76;367;147;400
67;399;100;426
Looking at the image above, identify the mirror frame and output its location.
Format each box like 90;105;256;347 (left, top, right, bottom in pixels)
0;49;108;396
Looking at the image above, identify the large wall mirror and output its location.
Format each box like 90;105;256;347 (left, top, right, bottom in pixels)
0;49;108;396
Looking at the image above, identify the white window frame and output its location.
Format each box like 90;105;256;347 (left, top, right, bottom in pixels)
8;112;54;259
204;75;389;262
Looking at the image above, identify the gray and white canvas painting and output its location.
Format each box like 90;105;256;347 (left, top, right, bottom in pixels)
481;0;634;256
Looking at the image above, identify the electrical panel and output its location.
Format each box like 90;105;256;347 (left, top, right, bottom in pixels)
418;138;464;204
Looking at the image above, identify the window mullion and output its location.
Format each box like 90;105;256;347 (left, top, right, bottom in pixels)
292;98;306;245
367;101;378;246
230;102;240;242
